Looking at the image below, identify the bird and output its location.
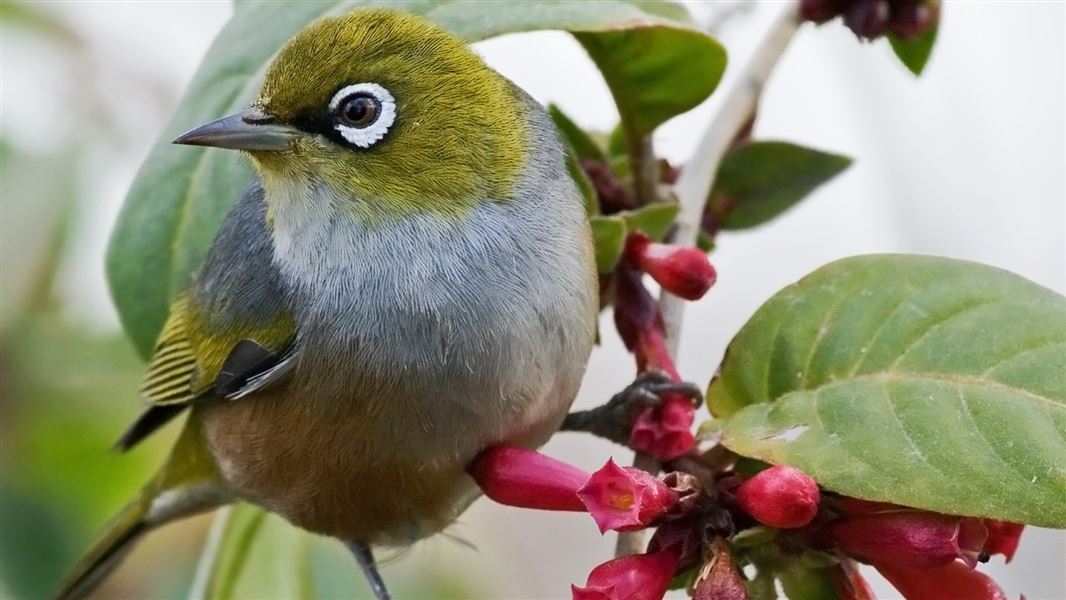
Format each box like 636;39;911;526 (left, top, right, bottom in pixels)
55;8;598;599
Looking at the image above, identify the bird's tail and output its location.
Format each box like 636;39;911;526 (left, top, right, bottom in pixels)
54;419;230;600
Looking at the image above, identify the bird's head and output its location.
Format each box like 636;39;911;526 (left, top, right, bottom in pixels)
175;8;528;219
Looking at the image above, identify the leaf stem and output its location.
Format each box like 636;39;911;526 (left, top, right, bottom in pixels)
661;4;802;356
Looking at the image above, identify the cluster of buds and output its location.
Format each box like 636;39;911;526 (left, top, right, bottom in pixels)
800;0;940;41
613;232;716;460
470;447;1026;600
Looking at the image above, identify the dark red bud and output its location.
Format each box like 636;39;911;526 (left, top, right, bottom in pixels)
734;465;820;529
571;549;680;600
845;0;891;39
692;537;748;600
889;0;938;39
800;0;845;23
629;396;695;461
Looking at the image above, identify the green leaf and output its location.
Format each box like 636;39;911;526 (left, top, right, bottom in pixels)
779;564;842;600
202;504;313;600
106;0;725;356
888;20;938;76
710;255;1066;526
590;215;627;273
548;104;606;162
576;23;726;139
712;141;851;230
620;202;679;241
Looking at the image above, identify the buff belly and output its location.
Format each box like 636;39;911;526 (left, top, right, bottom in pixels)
197;364;577;544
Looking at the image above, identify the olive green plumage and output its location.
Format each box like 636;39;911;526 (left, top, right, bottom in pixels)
56;8;597;600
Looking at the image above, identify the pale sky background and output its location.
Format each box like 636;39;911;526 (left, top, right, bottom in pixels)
2;1;1064;598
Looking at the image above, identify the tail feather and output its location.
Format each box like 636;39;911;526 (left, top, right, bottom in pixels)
53;496;150;600
55;419;229;599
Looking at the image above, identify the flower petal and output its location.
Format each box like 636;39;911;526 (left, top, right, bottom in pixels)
468;446;589;511
876;560;1007;600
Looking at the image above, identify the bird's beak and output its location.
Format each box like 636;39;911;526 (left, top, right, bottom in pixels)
172;107;300;151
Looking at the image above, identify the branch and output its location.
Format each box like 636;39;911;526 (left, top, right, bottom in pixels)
613;3;802;559
661;4;802;356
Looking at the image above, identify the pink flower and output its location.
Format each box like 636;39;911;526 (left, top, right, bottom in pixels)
571;549;680;600
468;446;589;512
876;560;1007;600
626;232;717;301
828;509;988;569
983;520;1024;563
734;465;821;529
629;396;695;461
576;459;678;533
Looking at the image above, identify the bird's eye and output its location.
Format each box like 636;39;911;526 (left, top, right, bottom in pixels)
328;83;396;149
338;94;379;128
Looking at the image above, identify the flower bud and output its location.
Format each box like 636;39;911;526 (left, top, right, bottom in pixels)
876;560;1007;600
629;396;696;461
625;232;716;301
889;0;938;39
800;0;845;23
829;510;988;569
577;459;678;533
845;0;890;39
571;549;680;600
982;520;1024;563
468;446;589;512
734;465;820;529
692;537;747;600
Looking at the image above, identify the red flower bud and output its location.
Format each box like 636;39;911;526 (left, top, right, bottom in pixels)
889;0;938;39
626;232;716;301
468;446;589;512
876;560;1007;600
800;0;845;23
829;510;988;569
983;520;1024;563
576;459;678;533
571;549;680;600
734;465;820;529
845;0;890;40
629;396;695;461
692;537;748;600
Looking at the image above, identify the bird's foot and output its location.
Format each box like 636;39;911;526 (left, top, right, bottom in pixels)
346;540;392;600
560;371;702;446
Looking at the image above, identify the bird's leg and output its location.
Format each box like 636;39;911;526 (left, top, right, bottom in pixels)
560;371;702;446
345;540;392;600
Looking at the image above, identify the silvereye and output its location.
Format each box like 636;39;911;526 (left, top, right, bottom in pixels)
56;8;597;599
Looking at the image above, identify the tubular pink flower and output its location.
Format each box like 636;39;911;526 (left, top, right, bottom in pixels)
629;396;695;461
468;446;589;512
734;465;820;529
829;510;988;569
876;560;1007;600
576;459;678;533
983;520;1024;563
571;549;680;600
626;232;717;301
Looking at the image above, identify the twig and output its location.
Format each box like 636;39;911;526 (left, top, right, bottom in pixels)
612;3;803;559
661;4;802;356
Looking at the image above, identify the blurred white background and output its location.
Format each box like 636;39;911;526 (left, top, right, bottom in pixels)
2;1;1063;599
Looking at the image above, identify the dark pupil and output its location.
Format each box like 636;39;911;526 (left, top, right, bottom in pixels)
341;95;378;127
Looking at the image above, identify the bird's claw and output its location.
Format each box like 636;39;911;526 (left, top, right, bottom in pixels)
560;370;704;446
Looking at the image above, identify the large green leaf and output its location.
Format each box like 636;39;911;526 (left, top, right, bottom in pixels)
709;255;1066;526
711;141;851;230
106;0;724;356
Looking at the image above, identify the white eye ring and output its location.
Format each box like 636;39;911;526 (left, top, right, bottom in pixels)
328;83;396;149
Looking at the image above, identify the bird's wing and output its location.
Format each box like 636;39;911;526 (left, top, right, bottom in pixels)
118;179;296;450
